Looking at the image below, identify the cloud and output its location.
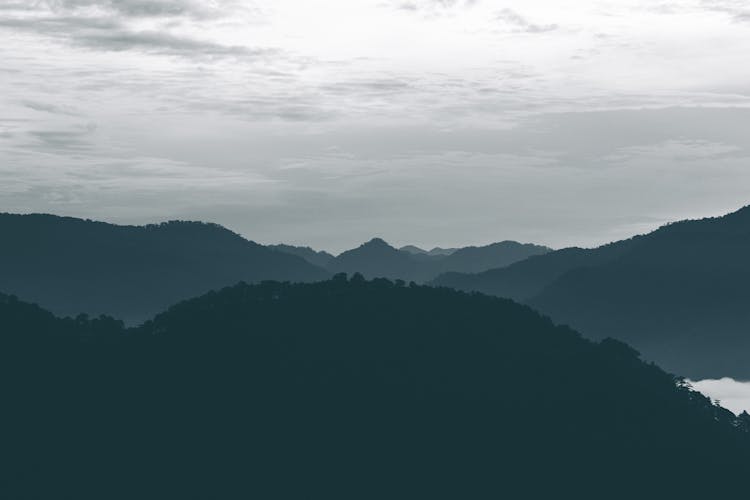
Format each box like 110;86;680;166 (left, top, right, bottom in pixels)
63;26;257;58
0;15;120;33
644;1;750;21
34;0;230;20
3;0;750;254
392;0;477;14
495;8;558;33
0;0;264;58
74;29;266;57
602;139;745;164
23;100;81;116
25;125;98;154
701;0;750;23
689;378;750;415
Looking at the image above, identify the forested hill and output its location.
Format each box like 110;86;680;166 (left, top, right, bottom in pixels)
2;277;749;498
0;213;329;324
432;205;750;379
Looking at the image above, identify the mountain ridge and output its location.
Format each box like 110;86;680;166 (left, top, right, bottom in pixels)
275;237;551;282
0;213;329;324
432;204;750;378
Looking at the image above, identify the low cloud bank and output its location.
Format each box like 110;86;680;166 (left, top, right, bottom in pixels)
689;378;750;415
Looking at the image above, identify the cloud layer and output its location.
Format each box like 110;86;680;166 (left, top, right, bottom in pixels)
1;0;750;251
0;0;264;57
690;378;750;415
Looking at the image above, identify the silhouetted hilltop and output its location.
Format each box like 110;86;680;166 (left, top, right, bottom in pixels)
319;238;549;282
0;213;329;324
327;237;424;280
268;243;335;268
2;278;749;498
433;205;750;378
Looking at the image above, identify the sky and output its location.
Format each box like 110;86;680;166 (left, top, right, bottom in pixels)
2;0;750;252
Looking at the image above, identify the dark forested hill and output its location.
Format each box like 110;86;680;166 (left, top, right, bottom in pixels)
432;205;750;379
0;213;329;324
2;278;749;499
280;237;550;282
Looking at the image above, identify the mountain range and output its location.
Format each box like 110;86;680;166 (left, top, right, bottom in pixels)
3;277;749;498
0;213;328;324
5;206;750;379
433;205;750;378
0;213;548;323
276;237;552;282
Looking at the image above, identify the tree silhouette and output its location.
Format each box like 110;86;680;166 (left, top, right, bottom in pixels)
2;278;750;499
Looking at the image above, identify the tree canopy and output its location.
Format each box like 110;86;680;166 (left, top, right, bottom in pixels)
2;277;749;498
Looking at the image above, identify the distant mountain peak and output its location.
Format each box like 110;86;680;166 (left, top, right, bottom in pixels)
360;237;393;250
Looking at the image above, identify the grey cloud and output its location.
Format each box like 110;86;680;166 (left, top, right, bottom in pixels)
0;15;269;59
644;4;685;15
74;29;266;57
27;124;96;153
27;129;95;153
393;0;477;13
298;107;750;161
186;87;341;122
273;105;338;122
395;2;418;11
645;1;750;21
171;104;750;163
39;0;230;20
0;1;264;58
0;15;120;33
495;8;558;33
0;2;31;10
428;0;477;7
23;100;81;116
319;78;413;98
4;99;750;253
699;0;750;22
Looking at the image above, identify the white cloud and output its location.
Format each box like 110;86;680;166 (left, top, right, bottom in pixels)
689;378;750;415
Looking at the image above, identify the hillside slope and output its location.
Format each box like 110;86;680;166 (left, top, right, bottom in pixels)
529;206;750;378
3;278;749;498
433;205;750;378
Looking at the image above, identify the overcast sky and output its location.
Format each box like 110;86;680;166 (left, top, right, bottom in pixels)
2;0;750;252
